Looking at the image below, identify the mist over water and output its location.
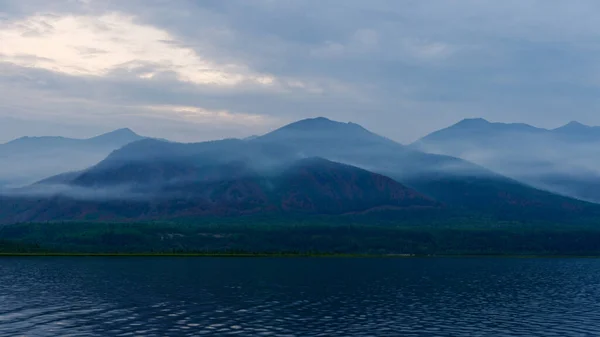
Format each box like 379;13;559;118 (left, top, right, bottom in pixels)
1;257;600;337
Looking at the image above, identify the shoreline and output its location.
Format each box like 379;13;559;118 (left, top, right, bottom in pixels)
2;253;600;258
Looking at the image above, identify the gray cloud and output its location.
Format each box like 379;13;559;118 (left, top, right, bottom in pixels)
2;0;600;143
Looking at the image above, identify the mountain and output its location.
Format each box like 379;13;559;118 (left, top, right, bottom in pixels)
85;128;143;147
275;157;436;213
256;117;399;151
1;117;597;224
255;117;486;178
0;128;144;188
2;128;141;152
413;118;600;203
552;121;600;141
253;117;597;220
0;155;437;223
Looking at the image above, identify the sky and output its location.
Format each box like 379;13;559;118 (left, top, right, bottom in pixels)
1;0;600;144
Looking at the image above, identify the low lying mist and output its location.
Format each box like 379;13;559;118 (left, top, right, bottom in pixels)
0;183;151;201
416;130;600;202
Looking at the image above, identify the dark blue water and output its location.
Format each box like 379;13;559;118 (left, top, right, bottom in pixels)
1;258;600;336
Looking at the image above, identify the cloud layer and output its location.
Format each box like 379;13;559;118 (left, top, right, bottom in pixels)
2;0;600;143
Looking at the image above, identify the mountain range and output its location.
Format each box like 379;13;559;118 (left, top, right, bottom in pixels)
0;128;144;188
1;117;599;225
413;118;600;203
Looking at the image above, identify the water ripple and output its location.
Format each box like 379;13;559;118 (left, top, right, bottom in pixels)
2;258;600;336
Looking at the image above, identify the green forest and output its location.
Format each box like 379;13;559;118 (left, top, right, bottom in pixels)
2;214;600;256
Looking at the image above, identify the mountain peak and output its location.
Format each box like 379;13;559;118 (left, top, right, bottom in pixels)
259;117;390;140
448;118;546;133
101;128;137;137
454;118;491;127
86;128;144;146
89;128;139;139
552;121;600;138
272;117;371;133
253;117;402;153
283;117;339;129
558;121;589;129
310;117;333;122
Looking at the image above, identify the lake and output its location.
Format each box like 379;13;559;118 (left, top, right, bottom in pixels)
1;257;599;336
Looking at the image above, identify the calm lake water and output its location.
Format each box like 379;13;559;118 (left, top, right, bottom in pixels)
1;258;600;336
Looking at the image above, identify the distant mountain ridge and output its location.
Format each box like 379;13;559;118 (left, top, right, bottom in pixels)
414;118;600;144
3;128;141;147
0;128;145;188
0;116;597;224
413;118;600;203
251;117;592;221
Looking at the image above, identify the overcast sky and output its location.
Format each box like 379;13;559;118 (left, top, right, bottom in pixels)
1;0;600;144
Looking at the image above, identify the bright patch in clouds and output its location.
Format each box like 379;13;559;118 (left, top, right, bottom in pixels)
143;105;278;127
404;39;455;60
0;13;275;86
